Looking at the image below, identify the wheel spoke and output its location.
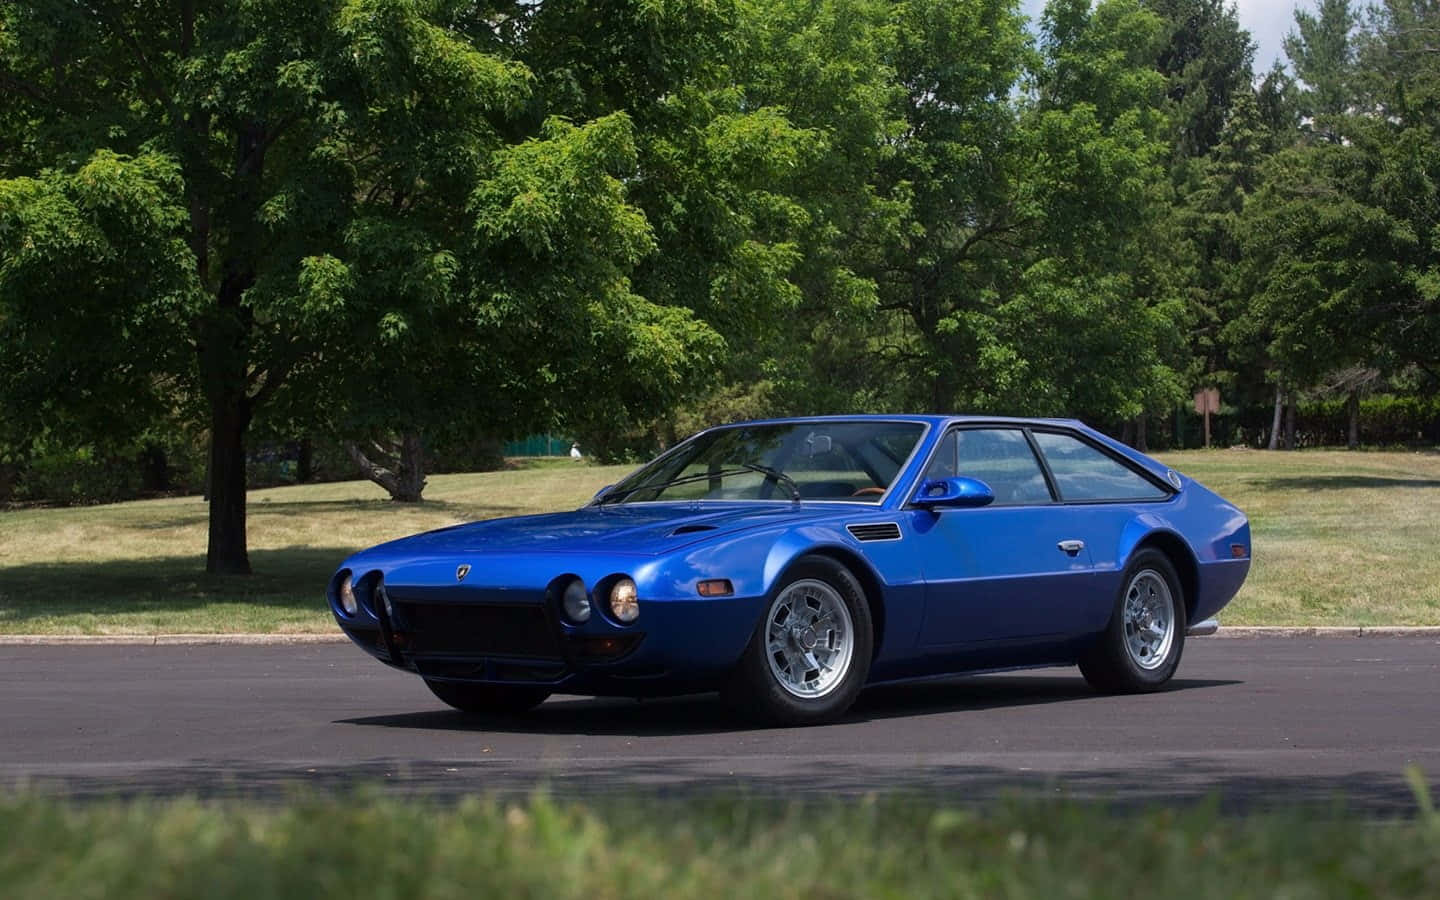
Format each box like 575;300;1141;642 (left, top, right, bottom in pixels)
1120;569;1176;672
762;578;856;699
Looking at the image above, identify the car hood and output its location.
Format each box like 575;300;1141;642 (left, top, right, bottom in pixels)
358;502;848;561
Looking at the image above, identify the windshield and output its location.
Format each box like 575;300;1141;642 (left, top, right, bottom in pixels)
601;421;926;505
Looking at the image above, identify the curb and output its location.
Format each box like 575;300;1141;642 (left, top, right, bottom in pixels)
1206;626;1440;638
2;627;1440;646
0;633;348;646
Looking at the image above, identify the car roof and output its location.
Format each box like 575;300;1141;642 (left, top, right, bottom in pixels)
712;414;1086;429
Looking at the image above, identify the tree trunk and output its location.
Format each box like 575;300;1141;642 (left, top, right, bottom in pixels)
1120;419;1135;447
1346;389;1360;450
397;432;425;501
196;121;267;575
1268;384;1283;450
296;437;314;483
1283;397;1297;450
1134;414;1148;453
140;443;169;493
206;393;252;574
347;432;427;502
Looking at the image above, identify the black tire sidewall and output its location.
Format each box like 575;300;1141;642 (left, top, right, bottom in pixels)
1107;549;1187;688
732;555;874;725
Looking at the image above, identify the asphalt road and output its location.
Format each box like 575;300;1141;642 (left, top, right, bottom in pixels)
2;638;1437;812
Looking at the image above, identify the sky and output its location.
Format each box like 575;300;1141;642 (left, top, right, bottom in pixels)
1019;0;1303;74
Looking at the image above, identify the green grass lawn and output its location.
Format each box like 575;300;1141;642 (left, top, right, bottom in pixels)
1;450;1438;634
1154;449;1440;626
2;790;1437;899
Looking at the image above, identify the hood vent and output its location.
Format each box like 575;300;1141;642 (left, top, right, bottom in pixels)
847;522;901;542
670;524;719;536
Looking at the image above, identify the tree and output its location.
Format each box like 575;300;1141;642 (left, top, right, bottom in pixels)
0;151;201;457
945;0;1181;421
1286;0;1359;129
511;0;877;451
1226;0;1439;450
1143;0;1255;159
0;1;712;566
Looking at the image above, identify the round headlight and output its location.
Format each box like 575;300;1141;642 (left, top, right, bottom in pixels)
562;579;591;624
339;573;358;616
609;577;639;623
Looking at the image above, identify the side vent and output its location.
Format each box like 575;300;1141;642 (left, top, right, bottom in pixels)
846;522;901;542
671;524;718;536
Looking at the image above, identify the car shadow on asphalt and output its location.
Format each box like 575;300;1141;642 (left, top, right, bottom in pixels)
334;673;1244;738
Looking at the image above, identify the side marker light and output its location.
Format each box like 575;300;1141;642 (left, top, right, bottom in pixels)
697;579;734;597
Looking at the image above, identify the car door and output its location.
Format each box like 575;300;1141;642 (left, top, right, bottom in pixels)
909;426;1102;646
1026;428;1179;634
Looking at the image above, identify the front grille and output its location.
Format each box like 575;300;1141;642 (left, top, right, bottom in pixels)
392;601;561;658
847;522;902;542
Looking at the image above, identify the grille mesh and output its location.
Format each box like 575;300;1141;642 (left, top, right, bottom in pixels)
392;601;561;658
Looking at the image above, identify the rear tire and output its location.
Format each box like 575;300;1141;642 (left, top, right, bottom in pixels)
424;680;551;715
726;555;873;726
1079;549;1187;693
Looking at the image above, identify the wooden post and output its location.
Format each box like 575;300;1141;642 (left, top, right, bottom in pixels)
1193;388;1220;449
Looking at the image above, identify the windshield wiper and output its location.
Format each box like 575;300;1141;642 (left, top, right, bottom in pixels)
597;468;739;505
737;462;801;502
597;463;802;505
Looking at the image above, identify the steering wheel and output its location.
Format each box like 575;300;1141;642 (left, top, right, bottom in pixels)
850;486;886;497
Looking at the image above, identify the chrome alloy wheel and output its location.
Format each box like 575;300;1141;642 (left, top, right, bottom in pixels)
1122;569;1176;671
765;578;855;699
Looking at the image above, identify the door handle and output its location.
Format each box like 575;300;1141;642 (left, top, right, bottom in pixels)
1057;539;1085;557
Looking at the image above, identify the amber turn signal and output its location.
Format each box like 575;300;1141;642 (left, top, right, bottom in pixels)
1231;543;1248;559
696;579;734;597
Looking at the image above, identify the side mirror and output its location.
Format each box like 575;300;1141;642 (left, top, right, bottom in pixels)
913;476;994;509
591;484;614;504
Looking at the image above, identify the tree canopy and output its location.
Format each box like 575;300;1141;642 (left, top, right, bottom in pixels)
4;0;1440;565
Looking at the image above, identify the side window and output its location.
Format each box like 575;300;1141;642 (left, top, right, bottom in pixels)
1032;432;1168;501
922;428;1053;505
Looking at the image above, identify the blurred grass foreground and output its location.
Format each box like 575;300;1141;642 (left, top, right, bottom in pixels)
1;791;1439;899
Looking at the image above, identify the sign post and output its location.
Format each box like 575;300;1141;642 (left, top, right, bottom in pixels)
1193;387;1221;448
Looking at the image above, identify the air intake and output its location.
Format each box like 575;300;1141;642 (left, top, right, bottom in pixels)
671;524;718;536
846;522;901;542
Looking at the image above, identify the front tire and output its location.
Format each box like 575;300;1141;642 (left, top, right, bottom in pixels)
424;680;551;715
727;555;874;726
1080;549;1187;693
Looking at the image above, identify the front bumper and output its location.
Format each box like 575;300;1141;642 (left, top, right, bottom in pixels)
1186;618;1219;637
334;588;766;697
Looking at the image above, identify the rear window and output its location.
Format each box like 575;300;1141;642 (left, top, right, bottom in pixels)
1032;432;1168;501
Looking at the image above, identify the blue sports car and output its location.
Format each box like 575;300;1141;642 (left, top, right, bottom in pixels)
328;416;1250;725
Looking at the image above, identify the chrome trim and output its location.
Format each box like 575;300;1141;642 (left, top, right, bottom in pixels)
1186;618;1219;637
